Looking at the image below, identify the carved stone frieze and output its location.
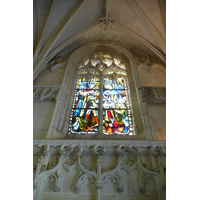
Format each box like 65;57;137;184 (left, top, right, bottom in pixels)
141;87;166;103
33;86;60;101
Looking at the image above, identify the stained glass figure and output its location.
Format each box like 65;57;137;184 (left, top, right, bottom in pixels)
103;110;129;135
76;77;100;90
103;77;127;90
71;109;99;133
103;77;132;135
103;90;128;109
69;77;100;134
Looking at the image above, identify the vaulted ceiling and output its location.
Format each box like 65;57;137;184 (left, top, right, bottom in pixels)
33;0;166;79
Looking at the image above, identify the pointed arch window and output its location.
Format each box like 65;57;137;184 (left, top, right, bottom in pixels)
68;52;135;136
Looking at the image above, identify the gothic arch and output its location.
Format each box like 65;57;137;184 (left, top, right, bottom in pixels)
45;42;154;140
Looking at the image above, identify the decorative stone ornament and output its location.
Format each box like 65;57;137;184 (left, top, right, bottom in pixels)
33;142;166;199
33;86;60;101
93;144;106;156
141;87;166;103
150;145;163;156
99;17;113;30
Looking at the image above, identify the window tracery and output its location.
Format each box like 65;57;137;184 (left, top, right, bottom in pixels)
68;52;135;136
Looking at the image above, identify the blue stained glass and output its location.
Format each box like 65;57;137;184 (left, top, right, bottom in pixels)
103;77;127;90
103;90;127;109
76;77;100;90
70;77;99;134
74;90;99;109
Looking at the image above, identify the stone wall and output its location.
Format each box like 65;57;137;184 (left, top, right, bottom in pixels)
146;103;166;140
33;101;55;139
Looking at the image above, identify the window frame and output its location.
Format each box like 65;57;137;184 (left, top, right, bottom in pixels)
66;52;137;140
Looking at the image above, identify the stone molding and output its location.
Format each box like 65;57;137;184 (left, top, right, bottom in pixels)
33;86;60;101
140;87;166;103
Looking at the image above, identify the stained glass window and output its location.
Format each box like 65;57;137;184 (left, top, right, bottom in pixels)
103;77;132;135
69;77;99;134
68;52;135;136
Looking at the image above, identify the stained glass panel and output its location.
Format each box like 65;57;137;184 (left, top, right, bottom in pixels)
73;90;99;109
103;77;132;135
103;90;128;109
70;77;100;134
103;110;129;135
70;109;99;133
103;77;127;90
76;77;100;90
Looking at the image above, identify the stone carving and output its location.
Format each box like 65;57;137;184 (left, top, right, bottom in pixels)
141;87;166;103
50;155;60;169
33;181;38;189
33;142;166;197
150;145;166;190
49;56;68;72
93;144;106;156
33;86;60;101
99;17;113;30
150;145;163;157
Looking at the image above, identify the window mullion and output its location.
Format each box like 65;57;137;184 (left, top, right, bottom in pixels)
98;75;104;138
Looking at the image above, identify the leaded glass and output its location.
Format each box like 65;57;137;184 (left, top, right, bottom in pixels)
103;77;132;135
114;58;126;70
103;110;129;135
103;77;127;90
103;90;128;109
69;53;134;136
74;90;99;109
69;77;100;134
70;109;99;134
76;77;100;90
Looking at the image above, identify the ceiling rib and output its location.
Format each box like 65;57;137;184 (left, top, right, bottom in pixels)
33;0;57;63
158;0;166;25
126;0;166;55
103;0;108;18
33;21;100;79
33;0;38;55
114;21;166;63
33;0;87;71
